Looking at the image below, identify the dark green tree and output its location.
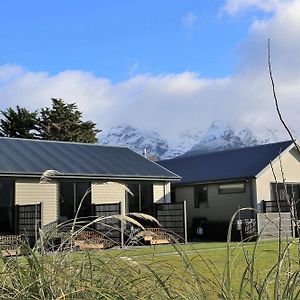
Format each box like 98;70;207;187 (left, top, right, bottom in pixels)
0;106;38;138
37;98;100;143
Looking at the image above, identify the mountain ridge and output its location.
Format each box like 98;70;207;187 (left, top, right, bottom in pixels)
100;121;278;160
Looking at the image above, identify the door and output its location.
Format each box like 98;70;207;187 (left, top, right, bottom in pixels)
0;181;15;234
59;182;91;222
127;182;154;228
127;182;153;214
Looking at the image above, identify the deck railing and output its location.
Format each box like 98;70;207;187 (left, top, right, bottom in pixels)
261;200;290;213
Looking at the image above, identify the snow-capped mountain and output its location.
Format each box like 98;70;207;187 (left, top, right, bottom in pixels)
164;130;203;158
162;121;275;159
100;125;169;159
190;121;260;151
99;122;278;160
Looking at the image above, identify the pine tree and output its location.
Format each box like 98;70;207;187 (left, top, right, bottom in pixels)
37;98;100;143
0;106;38;138
0;99;100;143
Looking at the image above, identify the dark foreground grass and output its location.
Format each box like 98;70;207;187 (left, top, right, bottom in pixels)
1;238;299;299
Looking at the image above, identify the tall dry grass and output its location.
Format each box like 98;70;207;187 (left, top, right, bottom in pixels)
0;209;299;299
0;172;299;299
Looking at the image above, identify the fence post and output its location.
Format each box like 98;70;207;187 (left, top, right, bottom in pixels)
183;200;188;244
15;205;19;235
120;201;124;249
291;204;295;238
262;200;266;213
35;202;39;243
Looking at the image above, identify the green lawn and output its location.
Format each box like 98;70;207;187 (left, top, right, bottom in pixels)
1;239;299;299
68;240;299;299
110;239;278;257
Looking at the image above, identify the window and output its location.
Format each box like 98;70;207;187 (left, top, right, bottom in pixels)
59;181;91;221
0;181;15;234
127;182;153;214
219;183;245;194
171;188;176;204
194;185;207;208
272;183;300;201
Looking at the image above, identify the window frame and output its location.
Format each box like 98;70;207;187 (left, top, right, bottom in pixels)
218;182;246;194
194;185;208;208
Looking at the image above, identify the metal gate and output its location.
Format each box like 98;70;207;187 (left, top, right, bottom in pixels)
155;201;187;242
16;203;42;244
92;202;121;244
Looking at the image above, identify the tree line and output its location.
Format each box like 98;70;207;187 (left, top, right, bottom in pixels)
0;98;100;143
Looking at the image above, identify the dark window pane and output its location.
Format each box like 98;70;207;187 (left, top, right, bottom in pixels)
272;183;300;203
194;185;207;208
76;182;91;218
141;183;153;214
60;182;75;221
127;184;139;212
171;188;176;203
0;181;15;234
127;183;154;214
60;182;92;221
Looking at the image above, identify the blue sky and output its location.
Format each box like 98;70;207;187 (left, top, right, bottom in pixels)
0;0;299;142
0;1;269;81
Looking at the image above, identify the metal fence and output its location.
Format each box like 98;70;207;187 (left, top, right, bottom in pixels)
155;201;187;242
92;203;121;244
16;203;41;244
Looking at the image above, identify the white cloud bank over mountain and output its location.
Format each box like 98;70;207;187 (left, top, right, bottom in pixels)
0;0;300;143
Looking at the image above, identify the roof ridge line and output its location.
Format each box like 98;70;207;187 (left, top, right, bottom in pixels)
161;140;293;161
0;136;129;149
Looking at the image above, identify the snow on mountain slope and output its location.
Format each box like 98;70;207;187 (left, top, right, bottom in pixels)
190;121;260;151
100;125;168;159
162;130;203;159
100;122;278;160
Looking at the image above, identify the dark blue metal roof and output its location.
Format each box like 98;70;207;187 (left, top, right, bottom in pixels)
0;137;179;180
159;141;293;184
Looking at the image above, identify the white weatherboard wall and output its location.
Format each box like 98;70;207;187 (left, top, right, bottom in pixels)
256;147;300;204
92;181;126;214
153;182;171;203
15;180;58;226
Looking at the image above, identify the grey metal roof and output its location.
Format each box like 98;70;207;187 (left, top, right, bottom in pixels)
0;137;179;180
158;140;293;185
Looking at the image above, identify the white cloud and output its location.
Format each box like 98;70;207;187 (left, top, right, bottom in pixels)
0;63;296;143
223;0;291;14
181;11;198;29
1;0;300;142
0;64;24;83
